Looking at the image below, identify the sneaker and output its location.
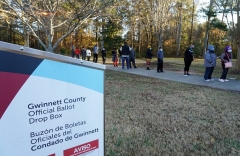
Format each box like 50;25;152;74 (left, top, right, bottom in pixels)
219;79;224;82
157;71;160;73
224;79;229;82
187;73;191;76
184;74;188;76
205;79;210;82
161;71;164;73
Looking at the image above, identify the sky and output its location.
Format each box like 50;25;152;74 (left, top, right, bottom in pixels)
196;0;237;24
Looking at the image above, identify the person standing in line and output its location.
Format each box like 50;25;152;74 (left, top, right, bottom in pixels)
219;46;233;82
112;47;118;67
145;45;153;70
93;44;99;63
86;47;91;61
120;42;131;69
204;44;217;81
129;45;137;68
118;49;122;64
157;46;164;73
184;45;194;76
81;46;86;60
71;45;75;58
101;47;107;64
74;46;81;59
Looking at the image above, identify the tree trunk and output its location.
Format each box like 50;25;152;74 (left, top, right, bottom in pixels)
176;3;182;56
138;22;141;57
100;17;105;51
157;28;163;47
203;0;214;57
189;0;194;45
24;31;30;47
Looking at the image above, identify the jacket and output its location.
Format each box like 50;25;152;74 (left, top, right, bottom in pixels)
121;44;131;56
86;49;91;56
204;50;217;67
145;49;153;59
102;49;106;57
157;50;164;60
129;48;136;59
221;52;232;64
184;48;194;62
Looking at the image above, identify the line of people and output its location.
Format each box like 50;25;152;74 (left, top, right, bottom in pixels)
203;44;233;82
71;42;233;82
71;44;100;62
143;45;164;72
118;42;137;69
184;44;233;82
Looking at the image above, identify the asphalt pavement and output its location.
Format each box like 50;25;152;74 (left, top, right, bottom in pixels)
105;59;240;92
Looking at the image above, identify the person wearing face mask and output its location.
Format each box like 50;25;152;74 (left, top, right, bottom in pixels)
219;46;233;82
184;45;194;76
145;45;153;70
157;46;164;73
204;44;217;81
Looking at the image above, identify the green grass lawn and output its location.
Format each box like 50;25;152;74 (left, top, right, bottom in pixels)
105;70;240;155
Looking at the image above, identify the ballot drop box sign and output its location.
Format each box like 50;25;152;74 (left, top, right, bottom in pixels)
0;41;105;156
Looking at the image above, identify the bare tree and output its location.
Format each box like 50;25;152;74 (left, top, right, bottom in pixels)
0;0;115;52
145;0;172;47
176;2;183;56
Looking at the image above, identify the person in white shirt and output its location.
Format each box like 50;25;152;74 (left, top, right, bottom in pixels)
86;47;91;61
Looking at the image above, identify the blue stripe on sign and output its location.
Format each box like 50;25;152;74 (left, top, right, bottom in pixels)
32;60;104;93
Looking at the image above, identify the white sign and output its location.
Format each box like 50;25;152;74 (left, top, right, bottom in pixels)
0;41;105;156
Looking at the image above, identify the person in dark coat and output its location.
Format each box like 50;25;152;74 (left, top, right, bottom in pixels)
101;47;107;64
157;46;164;73
145;45;153;70
184;45;194;76
120;42;131;69
81;46;86;60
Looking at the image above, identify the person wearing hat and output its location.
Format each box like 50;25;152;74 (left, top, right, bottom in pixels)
219;45;233;82
184;45;194;76
145;45;153;70
204;44;217;81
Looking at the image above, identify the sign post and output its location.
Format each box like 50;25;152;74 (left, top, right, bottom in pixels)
0;41;105;156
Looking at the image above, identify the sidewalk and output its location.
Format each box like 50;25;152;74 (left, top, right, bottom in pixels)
105;59;240;92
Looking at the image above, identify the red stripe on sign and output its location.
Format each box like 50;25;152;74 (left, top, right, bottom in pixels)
64;140;99;156
0;72;30;119
48;154;55;156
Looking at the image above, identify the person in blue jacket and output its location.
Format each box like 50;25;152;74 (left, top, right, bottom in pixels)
204;44;217;81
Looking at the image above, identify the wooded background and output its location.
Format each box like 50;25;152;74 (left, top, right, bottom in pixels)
0;0;240;70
